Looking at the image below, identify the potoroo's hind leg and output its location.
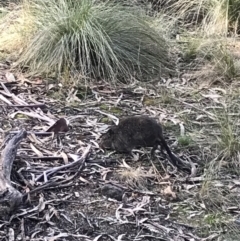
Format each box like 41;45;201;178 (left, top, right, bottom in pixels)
151;139;165;156
150;143;159;158
159;143;165;155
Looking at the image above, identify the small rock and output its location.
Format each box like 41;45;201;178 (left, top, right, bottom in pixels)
100;184;124;201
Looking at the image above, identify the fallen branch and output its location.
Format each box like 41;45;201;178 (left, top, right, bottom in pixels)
23;161;85;198
0;130;27;213
35;144;91;182
21;145;91;202
17;155;117;165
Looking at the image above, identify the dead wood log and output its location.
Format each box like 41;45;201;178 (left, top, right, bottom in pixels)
0;129;27;213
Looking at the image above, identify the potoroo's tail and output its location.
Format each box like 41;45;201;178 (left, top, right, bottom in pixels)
159;136;191;173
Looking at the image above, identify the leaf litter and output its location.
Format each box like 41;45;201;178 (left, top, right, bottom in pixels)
0;67;239;241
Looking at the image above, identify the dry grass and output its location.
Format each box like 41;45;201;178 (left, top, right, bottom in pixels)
0;3;34;59
217;113;240;159
163;0;240;36
179;36;240;82
116;160;155;190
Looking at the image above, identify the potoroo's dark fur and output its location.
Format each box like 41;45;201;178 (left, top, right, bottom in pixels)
99;116;190;173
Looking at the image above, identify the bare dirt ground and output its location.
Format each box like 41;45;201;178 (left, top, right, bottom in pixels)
1;55;240;241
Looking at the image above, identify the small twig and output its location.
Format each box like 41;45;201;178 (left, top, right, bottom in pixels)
20;218;26;241
44;183;75;190
115;93;123;106
1;83;28;105
23;181;59;197
17;155;72;161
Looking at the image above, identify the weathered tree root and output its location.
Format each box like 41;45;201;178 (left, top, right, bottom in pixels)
0;129;27;213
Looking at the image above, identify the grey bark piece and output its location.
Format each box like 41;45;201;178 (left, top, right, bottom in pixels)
0;129;27;213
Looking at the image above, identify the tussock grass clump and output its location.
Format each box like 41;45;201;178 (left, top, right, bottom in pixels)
217;109;240;160
0;5;34;59
180;37;240;81
178;135;193;147
213;44;239;79
17;0;173;83
202;104;240;190
164;0;240;36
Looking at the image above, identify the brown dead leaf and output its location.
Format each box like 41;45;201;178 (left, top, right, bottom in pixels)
30;143;43;157
32;78;43;85
18;74;43;85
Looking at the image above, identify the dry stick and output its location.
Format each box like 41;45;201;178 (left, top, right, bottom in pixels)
17;155;75;161
10;131;67;136
1;83;28;105
0;104;46;108
35;144;91;182
0;130;27;211
17;155;117;165
23;181;61;198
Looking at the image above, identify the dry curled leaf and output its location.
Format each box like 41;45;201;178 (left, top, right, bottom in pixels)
60;151;69;164
30;143;43;157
